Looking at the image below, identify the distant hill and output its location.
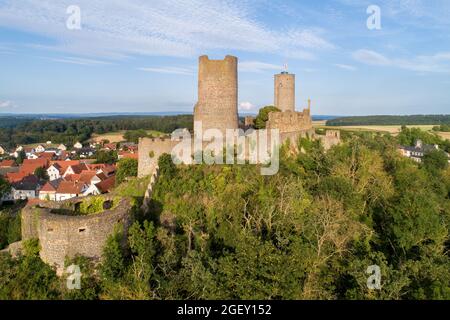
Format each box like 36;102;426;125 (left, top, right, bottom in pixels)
327;115;450;126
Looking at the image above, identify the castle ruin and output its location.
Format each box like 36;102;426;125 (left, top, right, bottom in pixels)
20;195;134;275
138;55;340;177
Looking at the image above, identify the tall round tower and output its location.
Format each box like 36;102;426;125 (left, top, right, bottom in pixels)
274;72;295;112
194;55;239;135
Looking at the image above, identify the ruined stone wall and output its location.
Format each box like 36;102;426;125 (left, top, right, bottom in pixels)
21;196;133;275
138;137;179;178
318;130;341;150
274;73;295;112
266;109;313;134
194;55;239;135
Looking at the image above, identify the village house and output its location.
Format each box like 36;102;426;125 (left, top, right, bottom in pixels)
103;143;118;151
58;144;67;151
76;147;96;159
47;160;82;181
0;145;6;155
73;141;83;149
118;151;139;160
9;175;43;201
54;181;88;201
83;175;116;196
38;179;61;201
398;139;450;163
0;160;18;176
35;144;46;153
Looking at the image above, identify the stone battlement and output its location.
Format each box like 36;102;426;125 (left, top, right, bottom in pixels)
266;109;312;134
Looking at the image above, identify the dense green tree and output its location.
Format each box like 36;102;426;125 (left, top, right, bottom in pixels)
158;153;177;179
124;129;148;143
254;106;280;129
16;150;26;164
422;150;449;173
34;167;49;181
95;150;118;164
116;158;138;185
0;175;11;199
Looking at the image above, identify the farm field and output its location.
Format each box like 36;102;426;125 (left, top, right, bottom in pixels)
312;121;450;140
90;130;165;143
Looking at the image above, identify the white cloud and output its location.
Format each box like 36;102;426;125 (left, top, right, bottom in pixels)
239;61;282;73
434;52;450;61
0;0;334;60
334;64;357;71
51;57;113;66
352;50;391;66
138;67;194;76
352;49;450;73
239;102;255;110
0;100;12;108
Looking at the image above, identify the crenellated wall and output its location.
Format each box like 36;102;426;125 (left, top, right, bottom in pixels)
266;109;313;134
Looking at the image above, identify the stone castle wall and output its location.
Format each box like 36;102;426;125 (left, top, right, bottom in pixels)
194;55;239;135
318;130;341;150
138;137;179;178
21;196;133;275
274;73;295;112
266;109;313;134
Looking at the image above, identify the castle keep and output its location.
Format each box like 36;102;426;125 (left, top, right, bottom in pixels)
274;72;295;112
194;55;239;135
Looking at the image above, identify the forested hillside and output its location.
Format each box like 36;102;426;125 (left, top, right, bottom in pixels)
1;130;449;300
0;115;193;148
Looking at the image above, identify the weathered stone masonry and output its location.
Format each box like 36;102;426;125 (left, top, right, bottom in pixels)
21;196;134;275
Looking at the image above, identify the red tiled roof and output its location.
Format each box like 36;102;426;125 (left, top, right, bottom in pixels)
96;172;108;181
95;176;115;193
65;171;99;184
56;181;86;195
0;160;16;167
64;174;81;182
50;160;80;174
104;143;117;150
101;165;116;175
38;152;55;159
21;158;49;175
66;163;89;175
40;181;57;192
6;171;29;183
79;171;99;183
120;152;139;160
86;163;106;171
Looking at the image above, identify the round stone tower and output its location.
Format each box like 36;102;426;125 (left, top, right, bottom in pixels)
194;55;239;135
274;72;295;112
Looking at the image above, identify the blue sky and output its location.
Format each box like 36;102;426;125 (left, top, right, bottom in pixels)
0;0;449;115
